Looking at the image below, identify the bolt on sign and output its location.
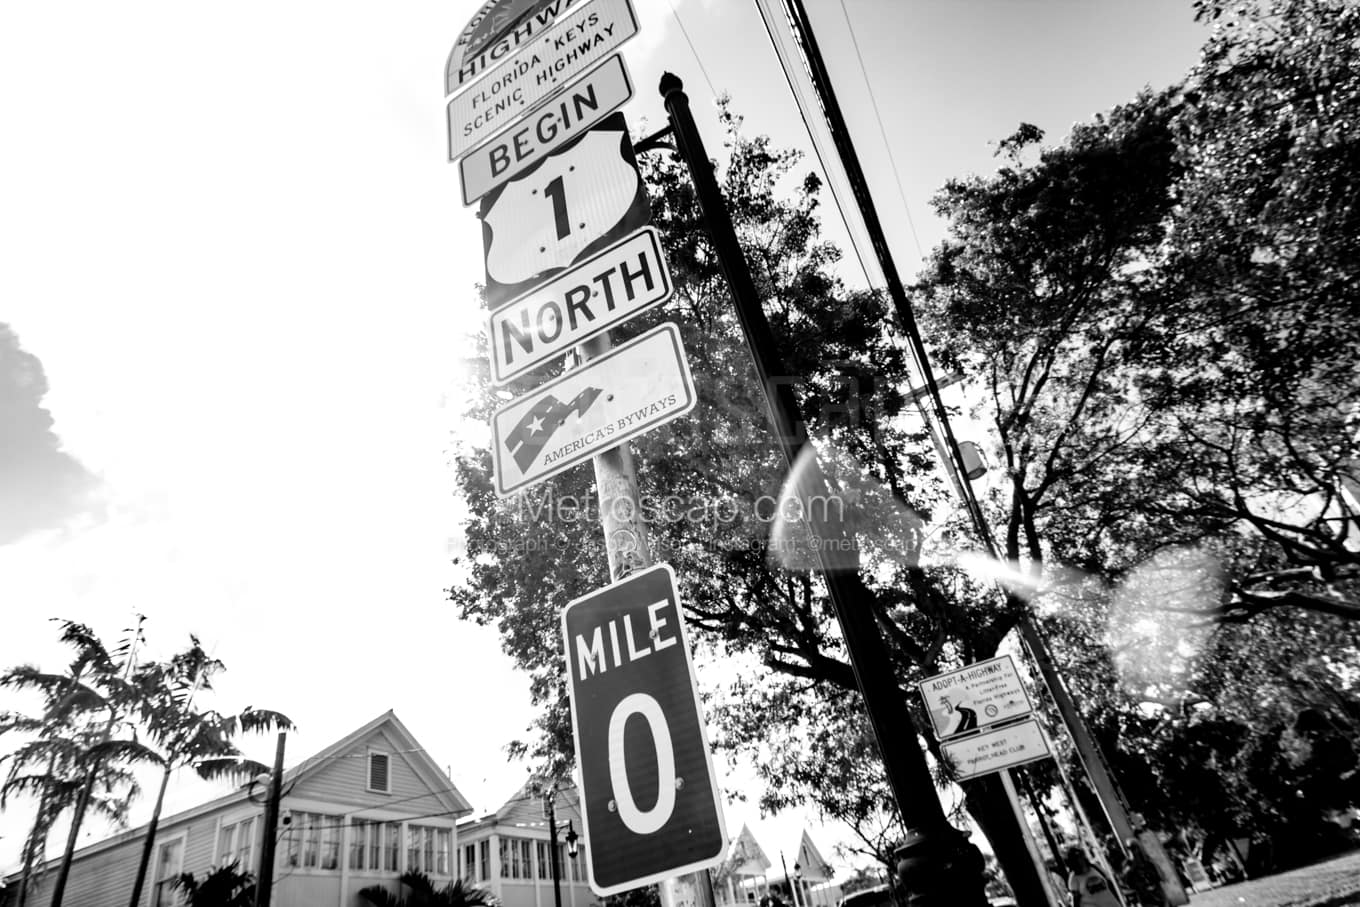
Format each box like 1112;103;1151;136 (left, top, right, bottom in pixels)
490;322;695;497
459;52;634;206
488;226;672;385
480;111;651;309
562;565;728;895
445;0;640;160
916;654;1034;740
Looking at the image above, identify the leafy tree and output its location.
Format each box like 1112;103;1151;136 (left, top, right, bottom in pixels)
1140;0;1360;622
125;640;293;907
172;862;256;907
908;0;1360;863
359;871;497;907
452;101;1045;902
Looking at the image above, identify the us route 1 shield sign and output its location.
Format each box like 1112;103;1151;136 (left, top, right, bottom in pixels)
445;0;639;159
490;322;694;497
488;226;672;385
917;654;1034;740
460;52;634;206
480;111;650;309
562;564;727;895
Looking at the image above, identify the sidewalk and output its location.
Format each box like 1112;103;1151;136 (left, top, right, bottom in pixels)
1186;851;1360;907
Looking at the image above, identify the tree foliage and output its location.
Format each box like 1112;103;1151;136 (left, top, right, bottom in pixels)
909;0;1360;871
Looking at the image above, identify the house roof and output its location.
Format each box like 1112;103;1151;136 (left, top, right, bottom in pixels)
3;709;472;878
283;709;474;818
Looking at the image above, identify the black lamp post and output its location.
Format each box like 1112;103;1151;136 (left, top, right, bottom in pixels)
544;791;565;907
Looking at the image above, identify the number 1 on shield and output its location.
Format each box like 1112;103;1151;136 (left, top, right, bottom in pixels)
544;175;570;240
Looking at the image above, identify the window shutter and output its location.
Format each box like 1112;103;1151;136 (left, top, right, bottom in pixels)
369;752;390;792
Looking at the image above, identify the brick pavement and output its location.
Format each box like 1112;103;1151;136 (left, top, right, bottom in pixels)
1184;851;1360;907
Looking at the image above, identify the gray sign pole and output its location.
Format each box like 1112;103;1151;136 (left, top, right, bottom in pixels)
577;331;719;906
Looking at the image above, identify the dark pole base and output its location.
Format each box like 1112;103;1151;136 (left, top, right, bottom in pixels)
895;828;990;907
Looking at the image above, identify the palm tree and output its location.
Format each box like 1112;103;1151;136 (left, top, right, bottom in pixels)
0;618;156;907
359;871;498;907
125;638;293;907
1;660;105;907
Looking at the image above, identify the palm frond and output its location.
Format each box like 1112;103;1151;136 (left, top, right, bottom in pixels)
237;708;295;734
193;757;270;783
358;885;406;907
86;738;165;768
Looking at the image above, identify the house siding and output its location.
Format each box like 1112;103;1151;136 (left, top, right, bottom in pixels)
21;804;235;907
290;727;443;813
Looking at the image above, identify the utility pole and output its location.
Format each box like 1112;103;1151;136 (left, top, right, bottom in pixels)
752;4;1188;903
660;73;988;906
254;732;286;907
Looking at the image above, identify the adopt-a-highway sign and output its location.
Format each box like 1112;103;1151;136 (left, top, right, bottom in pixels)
488;226;672;385
917;654;1033;740
460;53;633;205
489;322;694;497
479;111;650;309
562;564;727;895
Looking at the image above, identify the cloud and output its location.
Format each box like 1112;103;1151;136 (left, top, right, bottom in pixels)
0;323;100;545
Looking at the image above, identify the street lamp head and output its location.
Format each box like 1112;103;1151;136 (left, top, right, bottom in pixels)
565;821;580;858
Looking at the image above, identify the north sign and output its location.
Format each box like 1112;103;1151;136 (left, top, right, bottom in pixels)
490;322;694;497
488;227;671;385
562;564;727;895
459;52;633;205
939;717;1051;780
480;111;650;309
445;0;639;159
918;654;1033;740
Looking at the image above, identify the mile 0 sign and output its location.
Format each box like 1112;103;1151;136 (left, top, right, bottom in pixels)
562;565;727;895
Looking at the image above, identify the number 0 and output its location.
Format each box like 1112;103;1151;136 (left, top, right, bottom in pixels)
607;693;677;834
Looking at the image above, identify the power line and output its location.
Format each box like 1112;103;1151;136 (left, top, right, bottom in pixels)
752;0;880;289
667;0;719;99
838;0;925;262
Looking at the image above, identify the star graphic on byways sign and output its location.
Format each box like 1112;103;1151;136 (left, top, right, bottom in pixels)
527;415;545;434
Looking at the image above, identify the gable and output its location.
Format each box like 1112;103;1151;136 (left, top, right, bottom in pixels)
288;725;460;815
493;785;583;833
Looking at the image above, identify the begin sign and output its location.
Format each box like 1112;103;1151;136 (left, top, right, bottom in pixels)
562;565;727;895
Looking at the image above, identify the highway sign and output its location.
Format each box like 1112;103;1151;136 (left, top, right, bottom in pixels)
480;111;650;308
917;655;1033;740
562;564;727;895
488;227;672;385
939;717;1051;780
445;0;575;97
445;0;640;159
460;53;634;205
490;322;694;496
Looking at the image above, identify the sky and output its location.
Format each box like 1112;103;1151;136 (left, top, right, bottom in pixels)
0;0;1205;881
